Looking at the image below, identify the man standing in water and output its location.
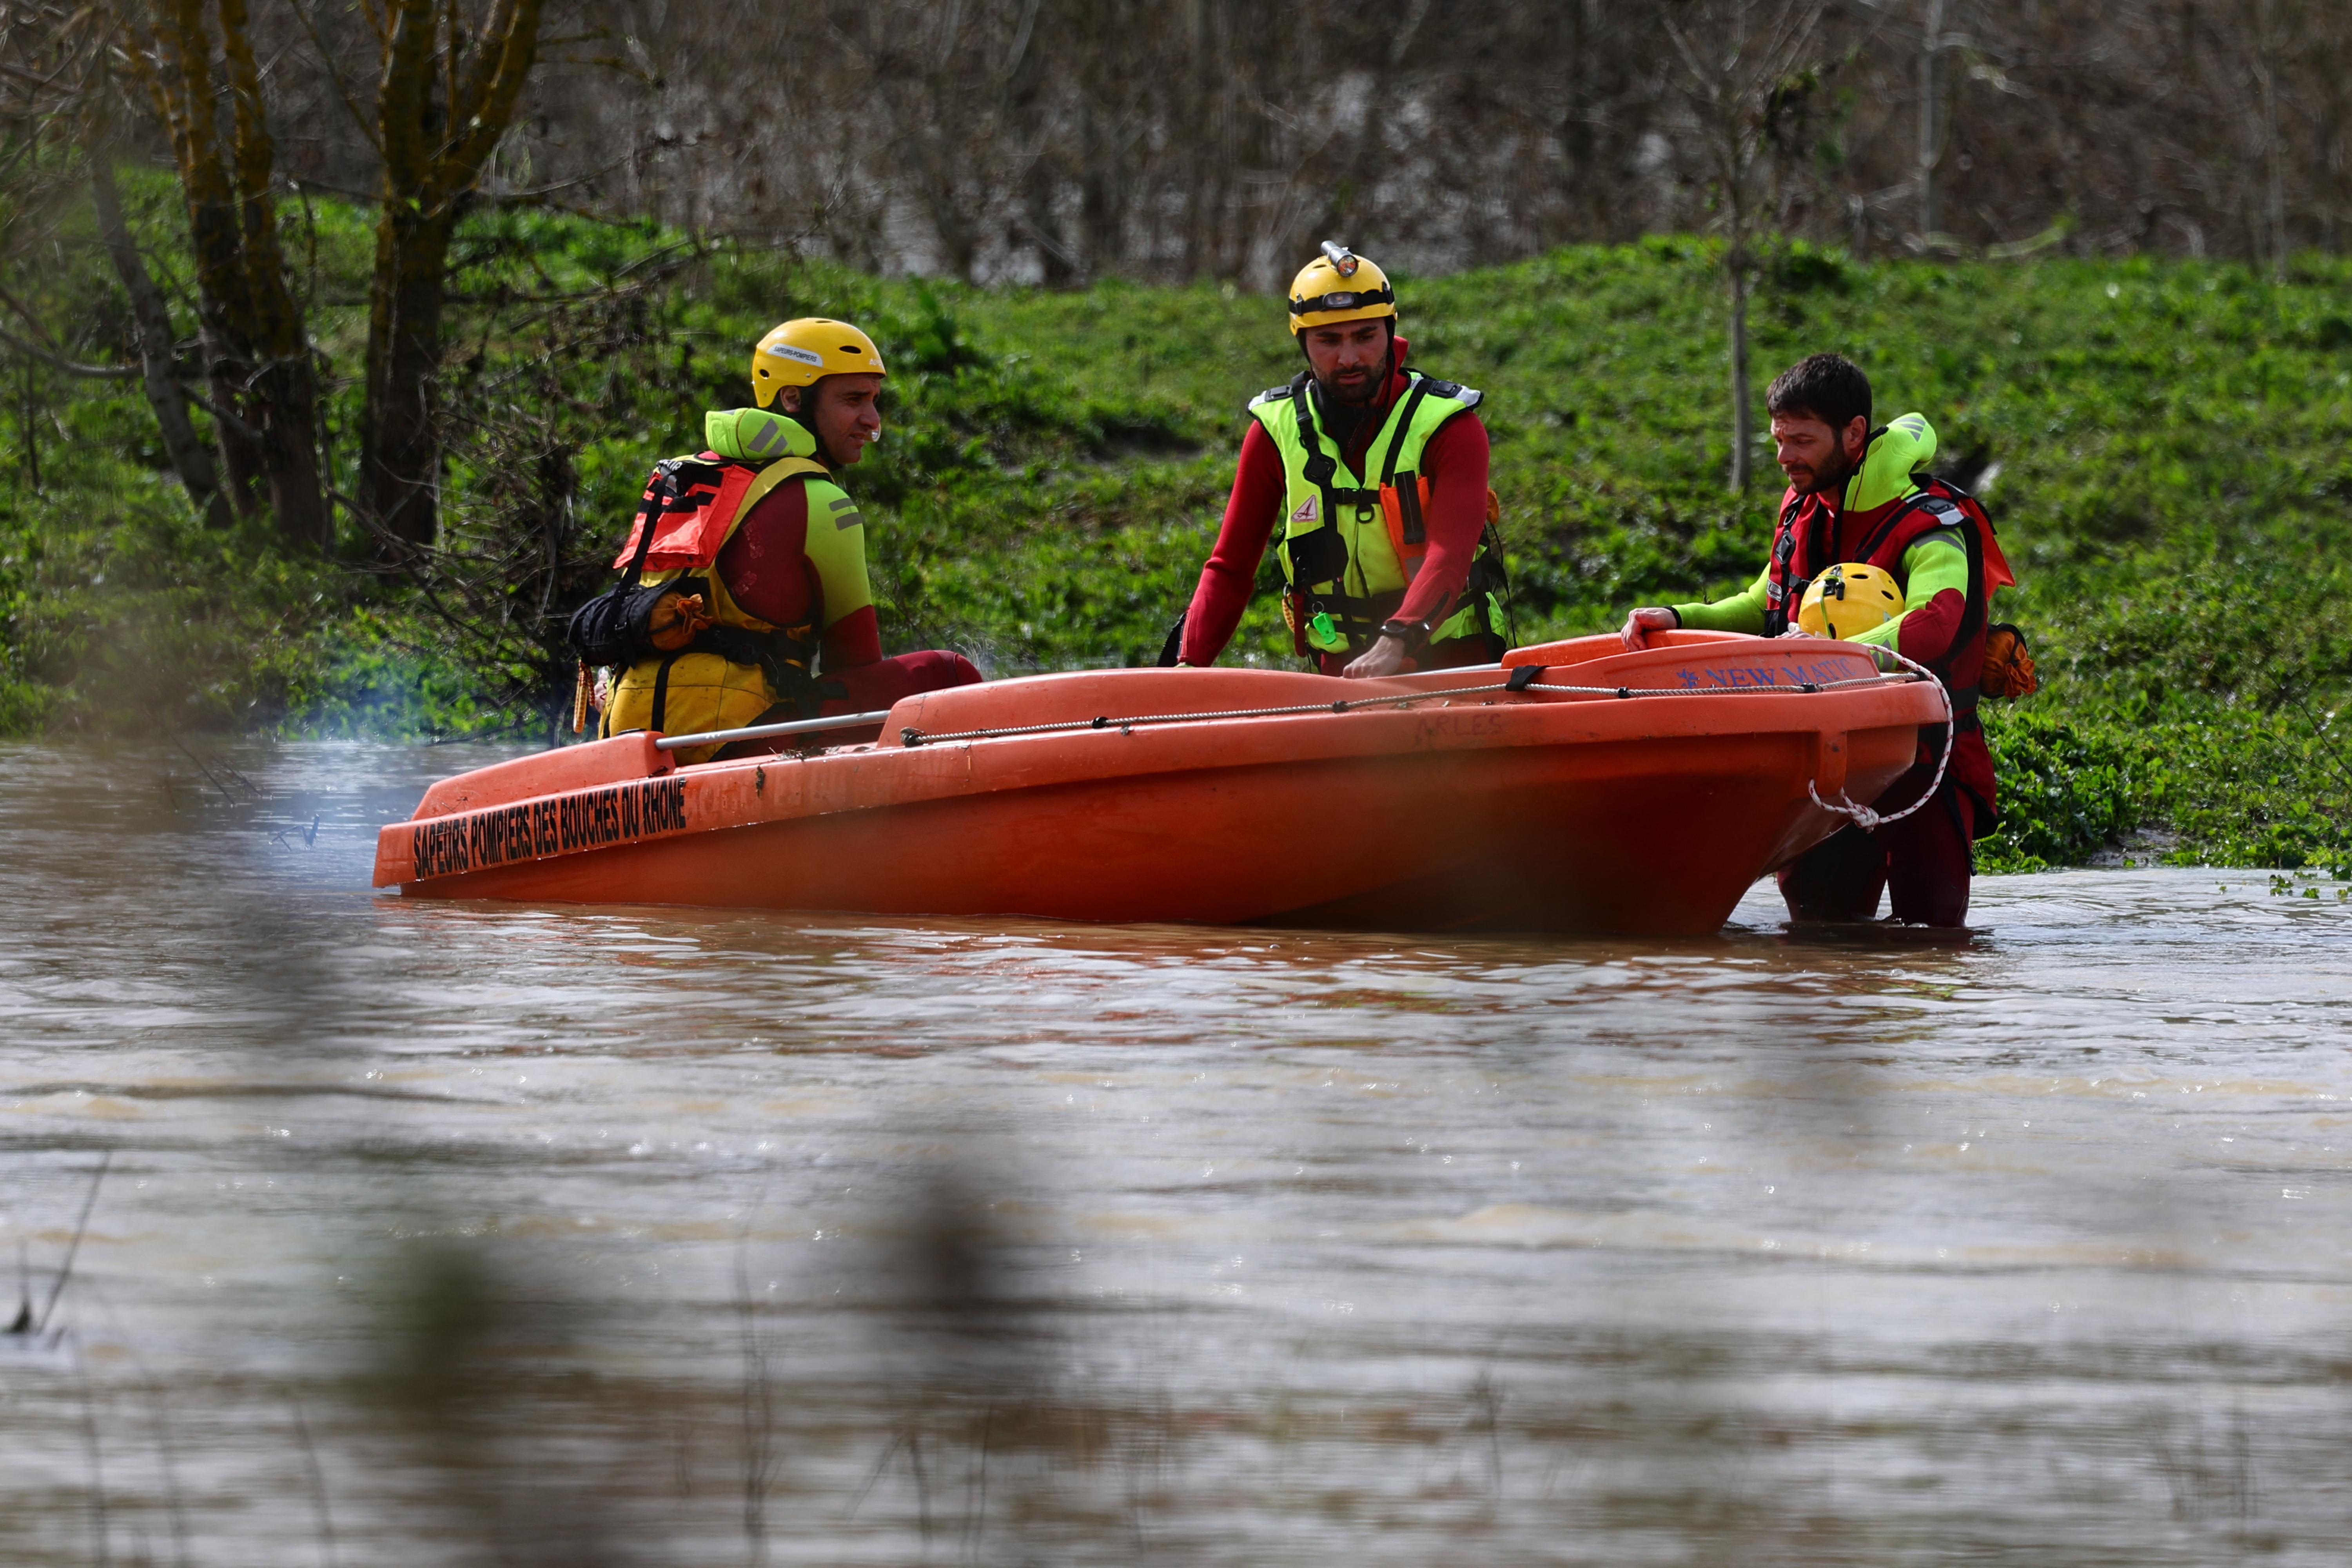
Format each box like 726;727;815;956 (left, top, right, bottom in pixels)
1172;243;1509;677
1619;354;2010;927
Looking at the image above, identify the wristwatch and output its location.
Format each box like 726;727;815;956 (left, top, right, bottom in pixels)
1377;616;1431;650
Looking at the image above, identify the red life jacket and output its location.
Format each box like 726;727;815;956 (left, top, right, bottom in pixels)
608;452;824;573
1764;474;2014;734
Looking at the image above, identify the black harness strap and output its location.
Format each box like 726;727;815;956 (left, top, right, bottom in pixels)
1765;491;1809;637
1851;486;1943;563
1289;376;1342;520
1281;370;1506;657
1376;381;1434;487
619;485;663;587
649;652;679;732
1861;482;1990;746
1378;379;1437;548
1938;498;1989;733
1285;375;1388;595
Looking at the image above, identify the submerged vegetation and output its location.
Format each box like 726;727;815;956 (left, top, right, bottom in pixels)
4;179;2350;873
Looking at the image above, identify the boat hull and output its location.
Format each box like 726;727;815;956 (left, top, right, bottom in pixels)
375;634;1945;936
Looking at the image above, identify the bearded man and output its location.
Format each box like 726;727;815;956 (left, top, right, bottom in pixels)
1620;353;2011;927
1172;243;1508;677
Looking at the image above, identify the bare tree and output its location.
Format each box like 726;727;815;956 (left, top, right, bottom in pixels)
119;0;334;550
1916;0;1949;239
91;160;232;527
0;3;226;522
2250;0;2290;280
1663;0;1829;494
352;0;550;552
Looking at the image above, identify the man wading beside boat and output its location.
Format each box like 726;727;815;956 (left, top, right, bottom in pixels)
1169;243;1509;678
575;319;978;761
1620;354;2014;927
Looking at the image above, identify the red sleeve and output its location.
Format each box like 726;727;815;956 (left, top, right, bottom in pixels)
821;604;882;671
716;481;813;627
1894;589;1966;667
1177;421;1287;666
1390;411;1490;629
715;480;883;671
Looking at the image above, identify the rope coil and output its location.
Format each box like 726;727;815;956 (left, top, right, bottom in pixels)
1803;645;1958;830
897;666;1922;749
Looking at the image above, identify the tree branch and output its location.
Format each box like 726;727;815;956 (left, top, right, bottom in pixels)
446;0;544;180
282;0;382;153
0;321;135;378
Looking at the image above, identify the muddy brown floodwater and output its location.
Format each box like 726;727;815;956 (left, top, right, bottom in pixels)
2;739;2349;1566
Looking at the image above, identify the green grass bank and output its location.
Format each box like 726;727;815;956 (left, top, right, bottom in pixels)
4;188;2350;876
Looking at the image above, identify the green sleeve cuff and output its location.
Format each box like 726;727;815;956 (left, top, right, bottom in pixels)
1670;566;1772;635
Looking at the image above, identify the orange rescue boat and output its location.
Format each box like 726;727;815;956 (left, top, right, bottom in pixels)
372;631;1947;935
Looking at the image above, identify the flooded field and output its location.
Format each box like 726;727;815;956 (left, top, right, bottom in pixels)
3;739;2349;1565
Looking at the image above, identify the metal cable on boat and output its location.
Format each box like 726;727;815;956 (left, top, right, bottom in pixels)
896;667;1924;748
653;708;895;751
1804;645;1958;831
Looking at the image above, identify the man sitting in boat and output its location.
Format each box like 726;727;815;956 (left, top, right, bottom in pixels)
587;318;979;761
1169;243;1509;678
1619;354;2011;927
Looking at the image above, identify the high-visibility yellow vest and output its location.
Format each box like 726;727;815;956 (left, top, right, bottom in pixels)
1248;370;1505;655
601;408;869;760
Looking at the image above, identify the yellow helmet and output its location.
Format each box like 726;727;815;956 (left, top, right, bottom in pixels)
751;318;887;408
1798;562;1906;640
1287;242;1397;335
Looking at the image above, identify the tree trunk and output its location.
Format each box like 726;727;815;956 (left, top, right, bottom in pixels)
247;348;330;550
138;0;332;551
197;319;265;522
1726;251;1752;495
1077;92;1117;276
2255;0;2288;281
16;352;37;494
90;161;233;529
362;200;458;551
358;0;547;555
1917;0;1946;239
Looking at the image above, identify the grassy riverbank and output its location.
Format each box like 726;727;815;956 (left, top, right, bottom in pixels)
4;185;2349;873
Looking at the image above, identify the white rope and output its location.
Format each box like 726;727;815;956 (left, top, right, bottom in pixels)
1804;644;1958;830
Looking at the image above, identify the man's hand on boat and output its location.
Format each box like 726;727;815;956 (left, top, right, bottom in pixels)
1619;605;1679;650
1343;635;1413;680
647;590;715;652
